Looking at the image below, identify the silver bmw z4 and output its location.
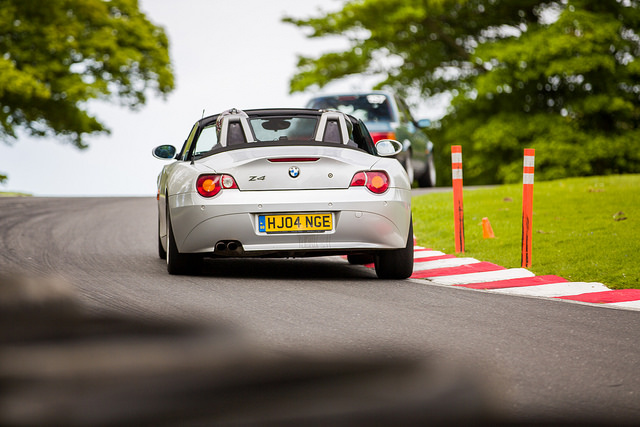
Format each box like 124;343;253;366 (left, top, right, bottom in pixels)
152;108;414;279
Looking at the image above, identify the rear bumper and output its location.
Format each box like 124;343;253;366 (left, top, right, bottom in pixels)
168;188;411;255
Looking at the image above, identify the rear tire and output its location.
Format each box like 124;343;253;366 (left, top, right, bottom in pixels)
401;156;415;185
158;215;167;260
166;208;200;275
418;155;436;187
158;235;167;260
374;219;414;280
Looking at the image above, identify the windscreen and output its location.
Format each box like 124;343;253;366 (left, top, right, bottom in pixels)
307;94;392;123
193;124;219;156
249;117;317;142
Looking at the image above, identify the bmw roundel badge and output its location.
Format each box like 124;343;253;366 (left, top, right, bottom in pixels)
288;166;300;178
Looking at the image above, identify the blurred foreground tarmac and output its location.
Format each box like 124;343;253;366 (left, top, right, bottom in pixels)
0;272;522;426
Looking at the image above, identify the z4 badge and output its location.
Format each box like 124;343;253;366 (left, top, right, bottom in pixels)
249;176;265;181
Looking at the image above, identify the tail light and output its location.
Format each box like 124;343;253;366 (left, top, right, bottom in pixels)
369;131;396;143
196;174;238;197
350;171;390;194
268;158;319;162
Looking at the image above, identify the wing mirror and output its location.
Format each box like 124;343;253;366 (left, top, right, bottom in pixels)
375;139;403;157
417;119;431;128
152;145;177;159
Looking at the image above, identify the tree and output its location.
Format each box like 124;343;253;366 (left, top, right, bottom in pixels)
0;0;174;183
284;0;640;184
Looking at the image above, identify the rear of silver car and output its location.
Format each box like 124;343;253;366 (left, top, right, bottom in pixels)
168;145;411;257
155;109;413;279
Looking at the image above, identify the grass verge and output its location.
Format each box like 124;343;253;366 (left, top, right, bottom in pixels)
0;192;31;197
412;175;639;290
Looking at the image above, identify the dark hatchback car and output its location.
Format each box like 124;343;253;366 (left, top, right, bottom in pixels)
307;91;436;187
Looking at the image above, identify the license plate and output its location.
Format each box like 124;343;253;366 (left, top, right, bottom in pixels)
258;213;333;234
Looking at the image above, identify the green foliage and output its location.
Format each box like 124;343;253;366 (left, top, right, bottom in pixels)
412;175;640;289
0;0;174;149
285;0;640;184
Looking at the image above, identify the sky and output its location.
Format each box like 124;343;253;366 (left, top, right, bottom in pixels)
0;0;440;197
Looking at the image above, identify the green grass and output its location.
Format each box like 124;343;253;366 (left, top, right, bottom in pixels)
412;175;640;290
0;192;31;197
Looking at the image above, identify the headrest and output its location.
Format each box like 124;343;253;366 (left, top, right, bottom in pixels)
314;111;352;145
218;112;255;147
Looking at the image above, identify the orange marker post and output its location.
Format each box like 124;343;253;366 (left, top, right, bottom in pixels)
451;145;465;253
521;149;535;268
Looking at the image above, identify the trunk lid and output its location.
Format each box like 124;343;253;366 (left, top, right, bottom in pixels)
198;145;377;191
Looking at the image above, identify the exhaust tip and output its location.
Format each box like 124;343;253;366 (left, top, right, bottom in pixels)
215;240;243;254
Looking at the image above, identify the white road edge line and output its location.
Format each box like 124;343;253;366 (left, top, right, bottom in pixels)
489;282;610;297
425;268;535;285
413;257;481;270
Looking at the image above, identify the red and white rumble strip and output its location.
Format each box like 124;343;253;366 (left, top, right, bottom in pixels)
352;246;640;311
409;245;640;311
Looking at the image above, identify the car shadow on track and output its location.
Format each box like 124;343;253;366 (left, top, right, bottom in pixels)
193;256;380;281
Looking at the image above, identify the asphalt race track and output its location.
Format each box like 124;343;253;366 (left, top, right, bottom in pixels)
1;196;639;425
